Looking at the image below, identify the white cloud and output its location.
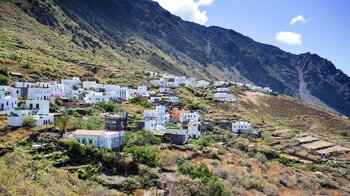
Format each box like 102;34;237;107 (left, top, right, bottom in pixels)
290;15;308;25
154;0;215;25
275;31;302;45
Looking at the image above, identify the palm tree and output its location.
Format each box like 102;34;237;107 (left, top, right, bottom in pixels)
55;113;72;137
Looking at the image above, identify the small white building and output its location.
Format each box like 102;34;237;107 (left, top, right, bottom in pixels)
61;77;81;87
150;79;167;87
180;112;199;123
144;105;166;126
61;77;81;96
119;87;131;100
14;82;36;88
83;81;100;90
159;87;170;94
27;88;52;101
188;120;201;139
232;121;252;134
217;87;230;92
8;100;54;127
214;81;229;87
149;97;162;103
166;96;179;104
144;120;157;132
0;90;18;111
194;80;210;88
146;71;159;77
214;93;236;102
261;87;272;94
136;85;148;95
103;84;121;92
72;130;124;151
84;92;109;104
166;81;180;88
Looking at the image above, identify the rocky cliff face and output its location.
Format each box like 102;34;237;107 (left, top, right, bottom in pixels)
10;0;350;116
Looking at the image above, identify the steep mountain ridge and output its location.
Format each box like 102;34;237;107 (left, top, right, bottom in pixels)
2;0;350;116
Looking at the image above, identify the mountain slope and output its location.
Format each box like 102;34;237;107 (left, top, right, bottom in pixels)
1;0;350;116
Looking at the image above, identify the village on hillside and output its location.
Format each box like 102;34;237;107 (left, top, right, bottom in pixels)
0;70;273;145
1;70;349;161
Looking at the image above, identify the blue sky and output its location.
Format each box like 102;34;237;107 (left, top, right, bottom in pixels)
154;0;350;76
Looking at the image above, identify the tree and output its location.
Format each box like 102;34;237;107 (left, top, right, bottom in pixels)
21;61;34;69
0;67;9;77
82;116;104;130
22;116;36;128
121;178;141;193
124;146;157;166
0;75;10;85
55;114;72;136
255;152;267;173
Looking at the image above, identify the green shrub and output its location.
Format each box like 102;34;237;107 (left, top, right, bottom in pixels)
124;131;161;147
21;61;34;69
205;177;229;196
0;67;9;77
124;146;157;166
93;101;121;112
121;178;141;193
305;164;319;172
340;132;348;137
22;116;36;128
274;157;292;165
128;97;153;108
0;74;10;85
76;164;101;180
8;53;22;61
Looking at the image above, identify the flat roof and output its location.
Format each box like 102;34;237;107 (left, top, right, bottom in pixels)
73;130;104;136
297;136;319;143
317;145;350;154
302;141;334;150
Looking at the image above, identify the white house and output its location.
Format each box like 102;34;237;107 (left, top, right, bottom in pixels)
0;90;18;111
84;92;109;104
149;97;162;103
159;88;170;94
188;120;201;139
146;71;159;77
214;81;229;87
61;77;81;87
214;93;236;102
144;119;157;132
119;87;131;100
27;88;52;101
8;100;54;127
83;81;100;90
261;87;272;94
14;82;36;88
103;84;120;92
184;78;196;87
166;81;180;88
166;96;179;104
179;112;199;123
217;88;230;92
150;79;167;87
232;121;253;134
136;85;148;95
72;130;124;151
61;77;81;96
144;105;166;126
51;83;65;97
194;80;210;88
